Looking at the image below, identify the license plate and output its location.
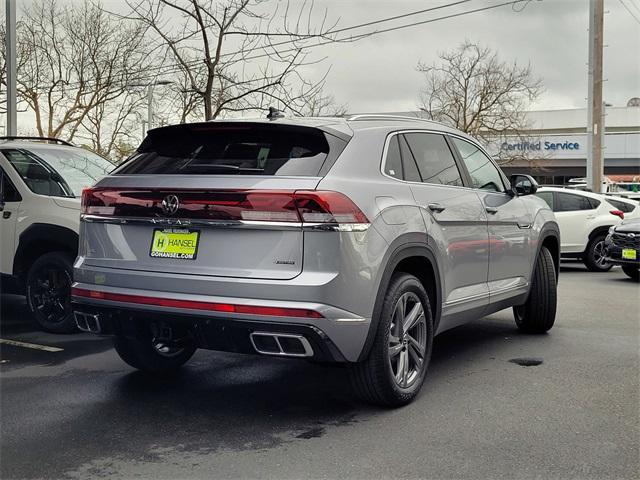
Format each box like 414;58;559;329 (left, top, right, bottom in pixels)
622;248;637;260
150;229;200;260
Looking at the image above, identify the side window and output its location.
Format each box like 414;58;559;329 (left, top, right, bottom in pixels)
2;149;72;197
403;133;463;187
451;138;505;192
535;191;554;210
398;135;421;182
383;136;403;180
607;198;635;213
1;168;22;202
555;192;596;212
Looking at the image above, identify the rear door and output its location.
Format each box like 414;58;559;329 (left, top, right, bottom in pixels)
80;122;347;280
398;132;490;318
449;137;532;300
552;191;600;252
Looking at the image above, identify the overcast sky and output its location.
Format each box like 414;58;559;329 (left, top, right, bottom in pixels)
294;0;640;112
10;0;640;117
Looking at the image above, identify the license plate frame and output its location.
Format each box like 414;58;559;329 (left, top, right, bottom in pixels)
149;228;201;260
622;248;637;261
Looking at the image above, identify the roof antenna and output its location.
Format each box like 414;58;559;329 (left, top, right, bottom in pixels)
266;107;285;120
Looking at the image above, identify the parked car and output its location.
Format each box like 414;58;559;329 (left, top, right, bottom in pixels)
71;114;560;406
535;187;639;271
604;218;640;280
0;137;114;332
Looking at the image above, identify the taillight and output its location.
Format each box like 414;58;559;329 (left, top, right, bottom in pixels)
81;188;369;225
610;209;625;220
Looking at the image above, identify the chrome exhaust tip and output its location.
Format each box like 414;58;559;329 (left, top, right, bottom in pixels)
74;311;102;334
249;332;314;357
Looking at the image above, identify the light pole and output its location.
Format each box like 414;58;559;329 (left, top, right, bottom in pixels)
127;80;173;133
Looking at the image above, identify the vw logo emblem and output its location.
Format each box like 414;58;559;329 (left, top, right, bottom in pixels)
161;195;180;216
628;233;636;239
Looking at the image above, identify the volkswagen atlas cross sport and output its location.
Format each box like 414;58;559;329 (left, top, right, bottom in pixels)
72;114;560;406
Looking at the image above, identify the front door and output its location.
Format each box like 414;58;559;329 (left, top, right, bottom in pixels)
449;137;532;303
0;166;22;275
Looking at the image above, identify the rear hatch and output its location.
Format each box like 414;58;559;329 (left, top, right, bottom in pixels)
80;121;350;280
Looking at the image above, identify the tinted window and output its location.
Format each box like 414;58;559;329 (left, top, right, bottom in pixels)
536;191;554;210
1;168;21;202
555;192;596;212
398;135;421;182
2;149;73;197
26;147;113;196
607;198;636;213
403;133;463;187
384;136;403;179
118;123;340;176
451;138;505;192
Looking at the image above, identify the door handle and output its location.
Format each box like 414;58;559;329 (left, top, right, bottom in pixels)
485;207;499;215
427;203;446;213
2;211;11;219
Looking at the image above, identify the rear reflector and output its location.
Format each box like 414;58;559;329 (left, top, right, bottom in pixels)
81;188;368;225
71;287;323;319
609;209;625;220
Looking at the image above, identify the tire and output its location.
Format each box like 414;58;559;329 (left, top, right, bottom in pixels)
622;265;639;281
114;335;196;374
349;273;434;407
26;251;77;333
514;246;557;334
584;234;612;272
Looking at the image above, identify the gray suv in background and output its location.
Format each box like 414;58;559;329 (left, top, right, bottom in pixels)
72;115;560;406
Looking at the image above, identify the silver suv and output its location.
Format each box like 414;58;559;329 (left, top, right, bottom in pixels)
72;115;560;406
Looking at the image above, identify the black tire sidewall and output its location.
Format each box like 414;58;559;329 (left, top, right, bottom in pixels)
114;335;196;373
371;274;434;404
26;251;77;333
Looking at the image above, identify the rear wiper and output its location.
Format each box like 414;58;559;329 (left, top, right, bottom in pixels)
183;164;264;174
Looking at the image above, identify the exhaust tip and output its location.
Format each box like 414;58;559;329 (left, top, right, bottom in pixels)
74;312;102;334
249;332;313;357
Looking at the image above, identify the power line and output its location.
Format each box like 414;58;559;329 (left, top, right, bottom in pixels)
38;0;480;91
16;0;534;94
619;0;640;24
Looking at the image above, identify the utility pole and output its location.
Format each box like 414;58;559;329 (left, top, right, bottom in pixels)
586;0;604;193
5;0;17;136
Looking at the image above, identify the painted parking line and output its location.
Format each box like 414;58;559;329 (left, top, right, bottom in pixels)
0;338;64;352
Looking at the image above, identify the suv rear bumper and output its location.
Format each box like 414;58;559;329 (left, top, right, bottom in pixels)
71;283;370;362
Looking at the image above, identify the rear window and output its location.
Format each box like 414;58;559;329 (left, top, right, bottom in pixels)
607;198;637;213
117;123;346;176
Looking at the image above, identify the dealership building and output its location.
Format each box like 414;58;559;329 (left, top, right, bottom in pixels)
489;104;640;185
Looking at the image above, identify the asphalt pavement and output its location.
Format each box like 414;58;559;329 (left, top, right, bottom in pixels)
1;262;639;479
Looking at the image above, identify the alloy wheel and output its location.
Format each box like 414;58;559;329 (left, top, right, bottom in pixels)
29;265;71;325
388;292;427;388
593;240;609;268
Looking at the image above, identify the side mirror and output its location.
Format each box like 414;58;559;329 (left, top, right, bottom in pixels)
510;174;538;196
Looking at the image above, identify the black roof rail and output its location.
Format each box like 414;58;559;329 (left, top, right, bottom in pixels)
0;136;74;146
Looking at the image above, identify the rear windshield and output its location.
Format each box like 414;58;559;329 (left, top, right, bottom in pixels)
116;123;345;176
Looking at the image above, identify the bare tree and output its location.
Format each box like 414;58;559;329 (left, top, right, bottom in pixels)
297;85;348;117
417;40;543;164
16;0;154;150
122;0;341;121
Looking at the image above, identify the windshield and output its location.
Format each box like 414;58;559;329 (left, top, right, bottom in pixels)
27;146;115;196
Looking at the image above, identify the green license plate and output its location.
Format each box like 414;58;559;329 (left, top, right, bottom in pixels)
622;249;637;260
150;229;200;260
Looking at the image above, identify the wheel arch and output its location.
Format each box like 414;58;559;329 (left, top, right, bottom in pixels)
588;225;614;243
358;240;442;362
13;223;78;283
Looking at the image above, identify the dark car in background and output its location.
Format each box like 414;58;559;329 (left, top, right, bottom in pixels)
604;218;640;280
